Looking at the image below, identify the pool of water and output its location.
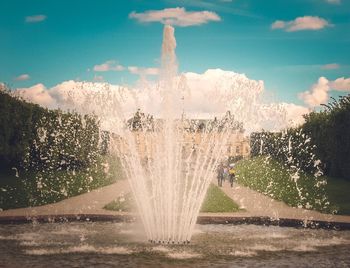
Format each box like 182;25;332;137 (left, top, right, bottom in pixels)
1;222;350;267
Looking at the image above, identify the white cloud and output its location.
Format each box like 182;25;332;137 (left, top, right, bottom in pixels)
0;82;6;91
321;63;340;70
128;66;159;76
93;60;124;72
299;77;330;108
25;15;47;23
299;76;350;107
15;74;30;81
329;77;350;91
282;103;310;127
271;20;286;30
271;16;331;32
15;69;310;132
129;7;221;27
16;84;56;108
326;0;340;4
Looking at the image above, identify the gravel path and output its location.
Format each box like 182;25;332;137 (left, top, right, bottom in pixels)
218;180;350;223
1;178;350;224
0;179;129;217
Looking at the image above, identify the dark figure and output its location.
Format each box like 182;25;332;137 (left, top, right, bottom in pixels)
217;164;224;187
229;164;235;187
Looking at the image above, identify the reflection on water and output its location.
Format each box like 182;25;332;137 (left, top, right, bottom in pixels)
1;222;350;267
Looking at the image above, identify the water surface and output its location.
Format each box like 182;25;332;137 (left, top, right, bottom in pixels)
1;222;350;267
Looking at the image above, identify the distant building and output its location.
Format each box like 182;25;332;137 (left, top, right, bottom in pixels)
113;111;250;160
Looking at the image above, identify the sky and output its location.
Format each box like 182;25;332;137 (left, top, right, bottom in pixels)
0;0;349;109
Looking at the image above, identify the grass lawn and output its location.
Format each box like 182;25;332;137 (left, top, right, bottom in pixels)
104;183;240;213
325;177;350;215
200;184;240;213
235;157;350;215
104;192;135;212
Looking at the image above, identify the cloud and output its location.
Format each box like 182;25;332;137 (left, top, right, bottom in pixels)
93;60;124;72
0;82;6;91
282;103;310;127
25;15;47;23
271;20;286;30
15;74;30;81
321;63;340;70
326;0;340;4
128;66;159;76
329;77;350;91
299;76;350;107
15;69;310;132
93;75;104;82
271;16;331;32
299;77;330;108
129;7;221;27
16;84;56;108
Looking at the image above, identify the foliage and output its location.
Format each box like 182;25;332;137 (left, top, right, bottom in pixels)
0;87;107;171
235;157;333;213
127;109;155;131
0;88;42;169
250;94;350;181
0;162;118;210
250;129;323;176
303;95;350;179
0;86;120;210
24;111;102;171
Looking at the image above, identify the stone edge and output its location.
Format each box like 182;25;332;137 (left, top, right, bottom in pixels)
0;214;350;230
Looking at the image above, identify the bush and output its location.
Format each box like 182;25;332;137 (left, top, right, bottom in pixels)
0;86;120;210
303;95;350;179
235;157;333;213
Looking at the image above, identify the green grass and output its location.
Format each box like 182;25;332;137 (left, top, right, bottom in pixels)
235;156;345;214
325;177;350;215
104;183;240;213
200;184;240;213
104;192;135;212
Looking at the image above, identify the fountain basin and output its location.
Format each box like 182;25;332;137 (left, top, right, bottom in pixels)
1;214;350;230
1;221;350;267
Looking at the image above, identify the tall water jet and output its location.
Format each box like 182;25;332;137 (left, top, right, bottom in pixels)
161;25;177;81
112;25;236;243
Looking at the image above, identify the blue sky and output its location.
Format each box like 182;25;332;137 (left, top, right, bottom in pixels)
0;0;349;106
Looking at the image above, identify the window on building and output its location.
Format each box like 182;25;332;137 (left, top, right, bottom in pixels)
236;146;240;154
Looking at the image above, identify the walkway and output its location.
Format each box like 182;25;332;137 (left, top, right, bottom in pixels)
1;178;350;225
0;179;130;217
218;180;350;223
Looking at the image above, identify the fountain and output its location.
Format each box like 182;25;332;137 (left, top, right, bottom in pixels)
112;25;238;244
85;23;328;244
7;24;331;243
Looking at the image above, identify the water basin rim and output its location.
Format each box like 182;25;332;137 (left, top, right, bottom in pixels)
0;214;350;230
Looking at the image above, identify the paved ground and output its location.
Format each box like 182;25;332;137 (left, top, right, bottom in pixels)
0;180;130;217
1;178;350;224
218;180;350;223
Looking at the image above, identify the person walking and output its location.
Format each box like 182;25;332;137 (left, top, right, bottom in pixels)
217;164;224;187
223;166;229;183
228;163;235;187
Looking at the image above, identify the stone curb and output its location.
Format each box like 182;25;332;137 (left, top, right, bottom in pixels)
1;214;350;230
